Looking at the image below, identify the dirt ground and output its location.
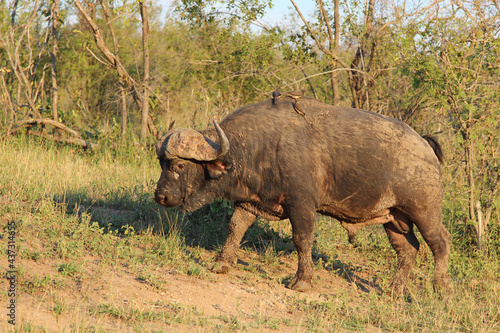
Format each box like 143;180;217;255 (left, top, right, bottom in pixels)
1;251;382;332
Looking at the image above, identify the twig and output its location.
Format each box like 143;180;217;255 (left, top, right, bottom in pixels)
298;66;317;99
288;67;367;86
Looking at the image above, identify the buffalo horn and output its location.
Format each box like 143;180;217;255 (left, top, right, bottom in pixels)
159;120;229;161
213;119;229;159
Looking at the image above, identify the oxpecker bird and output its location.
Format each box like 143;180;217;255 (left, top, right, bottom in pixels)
285;89;305;100
272;87;281;105
286;89;309;124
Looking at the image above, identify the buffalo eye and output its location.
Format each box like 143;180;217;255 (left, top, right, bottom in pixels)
175;163;185;172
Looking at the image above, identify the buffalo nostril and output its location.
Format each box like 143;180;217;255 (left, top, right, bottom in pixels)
154;191;181;207
155;193;167;205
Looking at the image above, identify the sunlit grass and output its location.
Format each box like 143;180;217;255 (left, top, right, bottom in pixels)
0;136;499;332
0;136;158;206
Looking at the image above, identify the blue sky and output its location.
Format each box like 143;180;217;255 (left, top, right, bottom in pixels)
260;0;316;26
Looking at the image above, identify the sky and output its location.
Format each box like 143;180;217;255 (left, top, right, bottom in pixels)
257;0;317;27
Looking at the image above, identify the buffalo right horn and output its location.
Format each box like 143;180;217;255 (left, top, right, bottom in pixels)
213;119;229;159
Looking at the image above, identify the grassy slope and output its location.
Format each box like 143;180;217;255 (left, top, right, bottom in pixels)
0;137;499;332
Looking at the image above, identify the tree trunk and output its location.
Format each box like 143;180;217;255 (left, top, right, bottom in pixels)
10;0;19;25
350;0;375;109
476;201;484;251
140;0;150;143
332;0;340;105
463;113;476;224
120;79;128;139
50;0;59;122
318;0;340;105
467;141;476;223
291;0;350;106
6;0;42;118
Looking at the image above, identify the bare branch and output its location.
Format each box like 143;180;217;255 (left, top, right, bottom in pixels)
289;0;347;68
375;0;447;38
85;45;115;68
139;0;151;141
318;0;334;50
318;0;340;104
75;0;159;139
100;0;128;139
289;67;369;86
298;66;318;99
3;118;100;150
4;0;42;118
74;0;135;86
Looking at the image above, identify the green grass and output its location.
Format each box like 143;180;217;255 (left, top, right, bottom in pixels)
1;136;499;332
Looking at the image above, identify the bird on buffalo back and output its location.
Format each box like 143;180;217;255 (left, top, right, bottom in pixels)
272;87;281;106
285;89;310;125
286;89;305;100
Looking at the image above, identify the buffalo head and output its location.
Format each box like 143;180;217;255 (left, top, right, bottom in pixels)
154;120;231;212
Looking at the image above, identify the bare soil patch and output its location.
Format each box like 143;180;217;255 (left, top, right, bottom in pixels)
2;248;381;332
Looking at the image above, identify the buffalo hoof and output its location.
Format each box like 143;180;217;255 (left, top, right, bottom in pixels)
434;279;453;297
287;280;311;292
211;261;231;274
386;283;405;299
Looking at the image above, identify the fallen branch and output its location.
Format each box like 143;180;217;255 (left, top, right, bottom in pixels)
27;131;100;150
4;118;100;151
7;118;82;138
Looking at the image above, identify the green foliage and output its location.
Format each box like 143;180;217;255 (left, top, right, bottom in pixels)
177;0;272;28
58;262;79;277
282;28;319;65
398;4;500;246
181;200;232;249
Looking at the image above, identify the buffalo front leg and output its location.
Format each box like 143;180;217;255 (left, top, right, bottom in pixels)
287;202;316;292
212;207;256;274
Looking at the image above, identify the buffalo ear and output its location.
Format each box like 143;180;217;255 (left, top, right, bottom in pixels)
205;160;232;179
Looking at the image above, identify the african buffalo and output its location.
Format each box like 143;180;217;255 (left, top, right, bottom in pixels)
154;95;452;294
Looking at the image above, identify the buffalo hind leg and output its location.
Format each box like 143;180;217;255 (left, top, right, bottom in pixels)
413;211;452;293
384;220;420;296
212;207;256;274
287;201;316;292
